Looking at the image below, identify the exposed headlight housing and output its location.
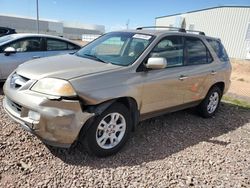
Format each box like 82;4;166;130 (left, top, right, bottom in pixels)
31;78;76;97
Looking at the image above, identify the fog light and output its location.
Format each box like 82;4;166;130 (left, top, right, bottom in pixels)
28;110;41;121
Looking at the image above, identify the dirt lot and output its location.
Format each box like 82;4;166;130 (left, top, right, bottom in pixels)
226;59;250;102
0;60;250;187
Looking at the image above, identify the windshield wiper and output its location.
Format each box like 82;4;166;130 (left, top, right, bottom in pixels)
83;54;109;64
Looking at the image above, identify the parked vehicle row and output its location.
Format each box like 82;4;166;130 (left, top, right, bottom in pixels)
0;27;16;37
3;27;231;157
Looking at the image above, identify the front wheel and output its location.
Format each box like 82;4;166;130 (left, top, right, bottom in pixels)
197;86;222;118
80;103;132;157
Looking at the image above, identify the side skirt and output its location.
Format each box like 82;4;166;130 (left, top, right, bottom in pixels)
140;100;202;121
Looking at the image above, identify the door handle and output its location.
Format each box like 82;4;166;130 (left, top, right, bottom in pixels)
211;70;217;75
179;75;188;81
32;56;41;59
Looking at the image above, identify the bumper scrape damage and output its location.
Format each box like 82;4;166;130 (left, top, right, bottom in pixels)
3;78;94;148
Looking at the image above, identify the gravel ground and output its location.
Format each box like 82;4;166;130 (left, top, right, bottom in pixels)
0;93;250;187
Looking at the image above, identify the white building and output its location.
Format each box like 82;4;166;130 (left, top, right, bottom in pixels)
155;6;250;59
0;14;105;40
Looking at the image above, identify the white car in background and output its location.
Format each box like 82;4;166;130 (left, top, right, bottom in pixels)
0;33;81;81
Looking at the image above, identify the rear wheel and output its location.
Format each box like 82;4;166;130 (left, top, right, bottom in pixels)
80;103;132;157
197;86;222;118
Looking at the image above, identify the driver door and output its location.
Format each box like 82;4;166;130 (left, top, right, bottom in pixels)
140;35;187;114
0;37;44;79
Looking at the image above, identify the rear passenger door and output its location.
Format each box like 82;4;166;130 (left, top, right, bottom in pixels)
182;37;214;104
44;37;80;57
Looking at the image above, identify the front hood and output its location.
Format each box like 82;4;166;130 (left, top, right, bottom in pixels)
16;54;121;80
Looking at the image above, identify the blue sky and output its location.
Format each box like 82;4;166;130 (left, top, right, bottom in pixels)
0;0;249;31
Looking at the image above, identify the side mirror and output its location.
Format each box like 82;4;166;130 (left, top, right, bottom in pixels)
146;57;167;69
4;47;16;56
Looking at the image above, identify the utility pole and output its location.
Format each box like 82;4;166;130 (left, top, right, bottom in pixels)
126;19;130;30
36;0;39;33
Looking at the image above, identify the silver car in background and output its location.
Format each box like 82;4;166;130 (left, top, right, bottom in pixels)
0;33;81;81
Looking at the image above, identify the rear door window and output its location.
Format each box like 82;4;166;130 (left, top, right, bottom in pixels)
46;38;68;51
207;39;229;62
46;38;80;51
185;37;213;65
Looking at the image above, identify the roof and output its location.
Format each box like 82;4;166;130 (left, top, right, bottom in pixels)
156;5;250;19
8;33;65;39
0;33;80;46
9;33;74;42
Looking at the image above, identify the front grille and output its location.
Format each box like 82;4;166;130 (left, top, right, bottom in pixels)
10;73;30;89
10;101;22;112
6;98;23;115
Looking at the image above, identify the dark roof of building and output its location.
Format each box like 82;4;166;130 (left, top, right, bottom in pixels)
155;5;250;19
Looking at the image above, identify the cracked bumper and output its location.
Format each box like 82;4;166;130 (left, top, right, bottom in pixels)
3;81;94;148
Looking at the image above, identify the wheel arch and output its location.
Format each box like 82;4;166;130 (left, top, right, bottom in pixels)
209;82;225;95
198;81;224;118
79;97;139;139
116;97;140;131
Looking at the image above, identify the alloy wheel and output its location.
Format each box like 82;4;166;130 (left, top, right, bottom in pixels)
96;112;126;149
207;92;219;114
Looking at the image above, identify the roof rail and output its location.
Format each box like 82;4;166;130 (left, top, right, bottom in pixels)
136;26;206;36
136;26;186;33
185;29;206;36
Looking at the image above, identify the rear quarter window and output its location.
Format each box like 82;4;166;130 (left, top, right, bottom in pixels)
207;39;229;62
68;43;81;50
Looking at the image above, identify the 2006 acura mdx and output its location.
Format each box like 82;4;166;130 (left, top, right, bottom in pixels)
3;27;231;157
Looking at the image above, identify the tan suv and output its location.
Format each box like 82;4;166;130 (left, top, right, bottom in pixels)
3;27;231;157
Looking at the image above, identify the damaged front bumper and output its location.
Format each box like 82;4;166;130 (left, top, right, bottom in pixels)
3;79;94;148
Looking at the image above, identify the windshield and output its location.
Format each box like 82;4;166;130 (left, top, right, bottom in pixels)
76;32;154;66
0;35;15;44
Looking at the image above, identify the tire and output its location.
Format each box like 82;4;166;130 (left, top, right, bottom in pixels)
80;103;132;157
197;86;222;118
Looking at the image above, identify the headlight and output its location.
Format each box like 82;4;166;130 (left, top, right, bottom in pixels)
31;78;76;97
